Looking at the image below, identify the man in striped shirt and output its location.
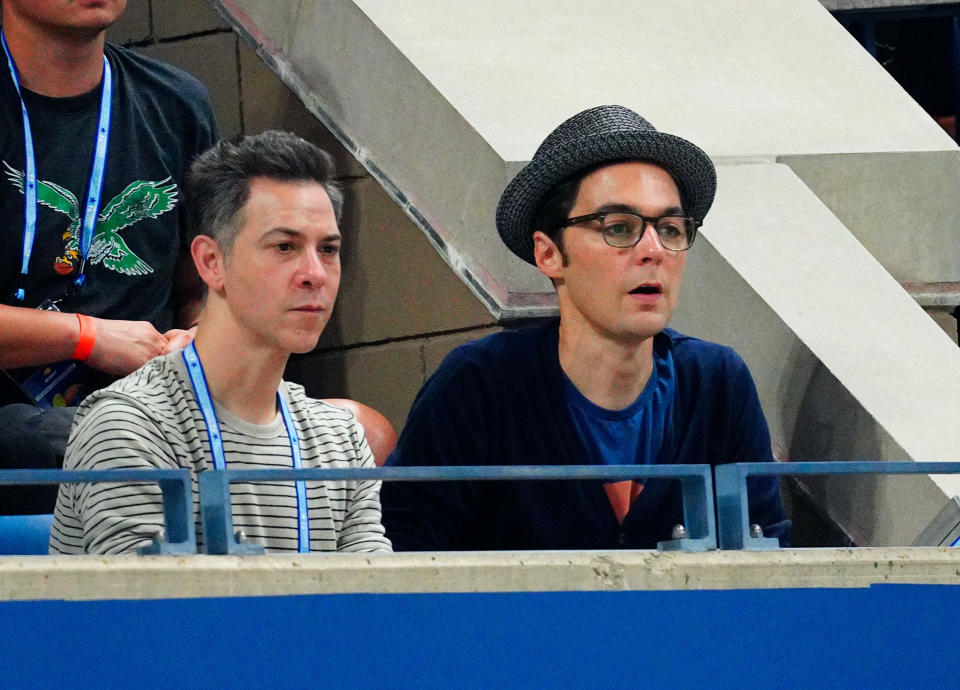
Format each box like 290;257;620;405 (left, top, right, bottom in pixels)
50;131;391;554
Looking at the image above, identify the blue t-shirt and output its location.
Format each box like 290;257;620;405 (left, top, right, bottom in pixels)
563;346;676;465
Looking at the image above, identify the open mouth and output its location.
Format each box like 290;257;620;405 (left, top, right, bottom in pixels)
629;284;662;296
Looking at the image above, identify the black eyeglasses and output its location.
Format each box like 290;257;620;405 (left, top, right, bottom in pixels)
558;211;700;252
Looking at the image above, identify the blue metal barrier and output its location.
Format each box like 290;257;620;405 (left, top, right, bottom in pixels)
716;461;960;550
0;469;195;554
7;462;960;553
198;464;716;555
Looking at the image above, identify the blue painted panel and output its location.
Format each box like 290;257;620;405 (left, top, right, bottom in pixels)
0;585;954;689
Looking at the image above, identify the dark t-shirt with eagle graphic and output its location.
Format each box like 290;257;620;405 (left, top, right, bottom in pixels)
0;43;218;331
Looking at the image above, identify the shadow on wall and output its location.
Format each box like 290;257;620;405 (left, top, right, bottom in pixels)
789;359;884;465
785;358;882;546
784;356;943;546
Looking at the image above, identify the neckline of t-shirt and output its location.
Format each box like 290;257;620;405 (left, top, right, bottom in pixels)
213;397;285;438
562;356;660;422
20;81;104;114
170;349;287;439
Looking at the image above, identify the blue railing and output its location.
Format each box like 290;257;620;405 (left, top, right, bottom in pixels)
0;468;195;554
198;465;715;554
1;465;714;554
715;461;960;550
5;461;960;554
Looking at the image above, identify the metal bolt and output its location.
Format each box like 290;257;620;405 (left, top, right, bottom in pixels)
749;523;764;538
152;527;166;544
234;529;248;543
671;524;688;540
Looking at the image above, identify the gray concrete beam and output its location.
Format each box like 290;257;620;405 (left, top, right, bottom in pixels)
779;152;960;284
3;549;960;601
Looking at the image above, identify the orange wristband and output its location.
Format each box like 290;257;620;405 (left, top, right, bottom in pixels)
72;313;96;362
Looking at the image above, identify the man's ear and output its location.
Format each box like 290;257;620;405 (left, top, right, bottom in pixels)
533;230;564;280
190;235;226;293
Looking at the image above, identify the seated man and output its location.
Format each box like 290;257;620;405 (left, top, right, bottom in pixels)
50;131;391;554
0;0;217;514
381;105;790;550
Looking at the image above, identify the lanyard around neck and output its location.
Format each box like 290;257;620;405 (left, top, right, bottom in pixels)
182;343;310;553
1;32;113;302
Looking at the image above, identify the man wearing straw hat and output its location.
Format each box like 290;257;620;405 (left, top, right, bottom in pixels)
382;105;790;551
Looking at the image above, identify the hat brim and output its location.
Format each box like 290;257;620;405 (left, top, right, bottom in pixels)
496;129;717;265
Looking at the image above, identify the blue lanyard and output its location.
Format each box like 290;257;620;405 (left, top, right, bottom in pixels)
182;343;310;553
1;32;113;302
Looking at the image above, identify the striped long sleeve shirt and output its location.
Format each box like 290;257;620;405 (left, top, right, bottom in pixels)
50;351;392;555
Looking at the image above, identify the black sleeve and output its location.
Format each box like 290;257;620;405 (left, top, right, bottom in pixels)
380;349;490;551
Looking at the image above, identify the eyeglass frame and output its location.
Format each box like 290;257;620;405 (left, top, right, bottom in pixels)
556;210;701;252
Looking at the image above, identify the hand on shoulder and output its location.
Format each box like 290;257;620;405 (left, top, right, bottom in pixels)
160;325;197;356
85;317;168;376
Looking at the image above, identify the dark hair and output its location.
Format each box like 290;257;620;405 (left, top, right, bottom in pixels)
531;175;580;262
530;158;688;265
531;160;618;263
184;130;343;255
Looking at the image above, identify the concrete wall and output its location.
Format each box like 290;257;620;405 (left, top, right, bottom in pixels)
107;0;496;433
5;550;960;599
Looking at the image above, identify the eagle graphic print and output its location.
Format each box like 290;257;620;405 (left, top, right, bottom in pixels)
4;160;177;277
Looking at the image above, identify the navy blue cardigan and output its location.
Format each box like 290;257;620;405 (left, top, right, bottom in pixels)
382;320;790;550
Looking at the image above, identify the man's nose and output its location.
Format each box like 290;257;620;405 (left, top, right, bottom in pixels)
297;250;327;287
634;221;666;259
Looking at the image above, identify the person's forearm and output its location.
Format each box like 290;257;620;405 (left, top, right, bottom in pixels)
0;304;168;375
0;304;81;369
